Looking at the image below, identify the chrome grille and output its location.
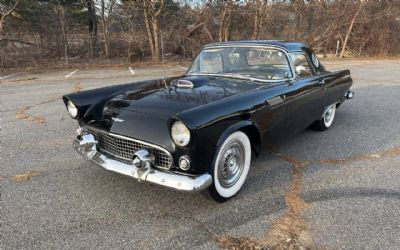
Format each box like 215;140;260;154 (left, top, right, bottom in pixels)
86;127;172;169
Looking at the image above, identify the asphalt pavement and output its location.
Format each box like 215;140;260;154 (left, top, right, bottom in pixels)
1;60;399;249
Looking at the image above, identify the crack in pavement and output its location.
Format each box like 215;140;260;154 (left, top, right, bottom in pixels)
205;145;400;250
15;97;59;124
309;147;400;165
15;81;82;124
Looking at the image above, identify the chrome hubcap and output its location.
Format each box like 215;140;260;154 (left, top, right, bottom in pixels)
324;105;335;126
217;140;245;188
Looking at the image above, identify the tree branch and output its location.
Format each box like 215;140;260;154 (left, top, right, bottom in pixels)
0;0;20;32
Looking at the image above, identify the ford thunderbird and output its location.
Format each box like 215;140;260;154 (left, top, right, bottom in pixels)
63;41;354;202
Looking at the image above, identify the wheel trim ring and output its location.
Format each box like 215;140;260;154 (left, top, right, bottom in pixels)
323;104;336;127
217;140;245;188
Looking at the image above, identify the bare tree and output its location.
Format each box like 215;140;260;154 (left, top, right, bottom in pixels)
0;0;20;34
218;0;232;42
54;1;68;66
2;0;400;68
251;0;266;40
340;0;367;58
143;0;164;63
86;0;97;60
100;0;115;58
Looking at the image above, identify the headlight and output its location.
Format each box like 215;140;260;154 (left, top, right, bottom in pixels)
67;100;78;118
171;121;190;147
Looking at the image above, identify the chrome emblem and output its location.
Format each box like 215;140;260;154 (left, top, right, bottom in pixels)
111;117;124;122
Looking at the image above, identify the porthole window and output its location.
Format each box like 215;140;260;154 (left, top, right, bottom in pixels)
311;54;320;68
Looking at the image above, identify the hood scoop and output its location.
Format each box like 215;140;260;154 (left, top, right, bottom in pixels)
176;79;194;88
171;76;209;89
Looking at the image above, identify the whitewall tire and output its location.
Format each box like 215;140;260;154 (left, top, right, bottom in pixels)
313;104;337;131
208;131;251;202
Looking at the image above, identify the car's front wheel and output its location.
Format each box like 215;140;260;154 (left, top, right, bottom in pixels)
208;131;251;202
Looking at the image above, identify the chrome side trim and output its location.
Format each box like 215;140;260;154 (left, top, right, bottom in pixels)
73;134;212;192
85;126;173;169
266;96;284;106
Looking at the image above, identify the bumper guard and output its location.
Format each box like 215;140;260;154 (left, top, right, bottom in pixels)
73;134;212;192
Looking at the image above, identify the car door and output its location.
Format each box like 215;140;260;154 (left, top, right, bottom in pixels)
285;53;326;132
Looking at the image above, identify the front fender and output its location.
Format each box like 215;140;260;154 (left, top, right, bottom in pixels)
216;120;261;151
210;120;262;169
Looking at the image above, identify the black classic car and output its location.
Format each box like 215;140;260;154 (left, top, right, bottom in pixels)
64;40;354;202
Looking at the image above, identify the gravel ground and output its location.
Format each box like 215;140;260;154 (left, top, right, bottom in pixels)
1;60;400;249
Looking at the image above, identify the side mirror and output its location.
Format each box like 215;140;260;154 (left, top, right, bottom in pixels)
295;65;307;77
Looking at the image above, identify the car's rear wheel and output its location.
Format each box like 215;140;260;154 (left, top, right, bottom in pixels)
313;103;337;131
208;131;251;202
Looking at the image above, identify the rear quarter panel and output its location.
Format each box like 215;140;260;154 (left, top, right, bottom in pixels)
322;69;353;106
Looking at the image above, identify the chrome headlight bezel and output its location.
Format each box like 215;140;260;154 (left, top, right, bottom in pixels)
67;100;78;118
171;121;191;147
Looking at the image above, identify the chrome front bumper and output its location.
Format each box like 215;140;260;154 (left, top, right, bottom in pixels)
73;134;212;192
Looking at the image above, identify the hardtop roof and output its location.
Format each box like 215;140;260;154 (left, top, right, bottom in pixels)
203;40;310;52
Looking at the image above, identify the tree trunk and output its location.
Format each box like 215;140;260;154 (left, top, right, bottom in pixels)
143;3;155;59
86;0;97;60
340;2;365;58
152;18;160;62
59;5;68;67
251;1;263;40
54;2;68;67
224;3;232;42
142;0;164;63
218;0;232;42
100;0;109;58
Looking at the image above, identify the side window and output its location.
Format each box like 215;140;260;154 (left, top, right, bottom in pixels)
291;53;314;78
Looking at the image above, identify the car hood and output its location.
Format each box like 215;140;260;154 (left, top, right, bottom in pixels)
103;75;259;118
87;75;260;151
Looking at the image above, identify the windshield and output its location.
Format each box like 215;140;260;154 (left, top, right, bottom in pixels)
188;46;293;81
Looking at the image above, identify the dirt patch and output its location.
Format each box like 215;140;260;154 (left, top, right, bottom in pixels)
214;235;267;250
15;80;83;124
15;97;59;124
74;81;82;92
13;171;39;182
16;107;45;123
